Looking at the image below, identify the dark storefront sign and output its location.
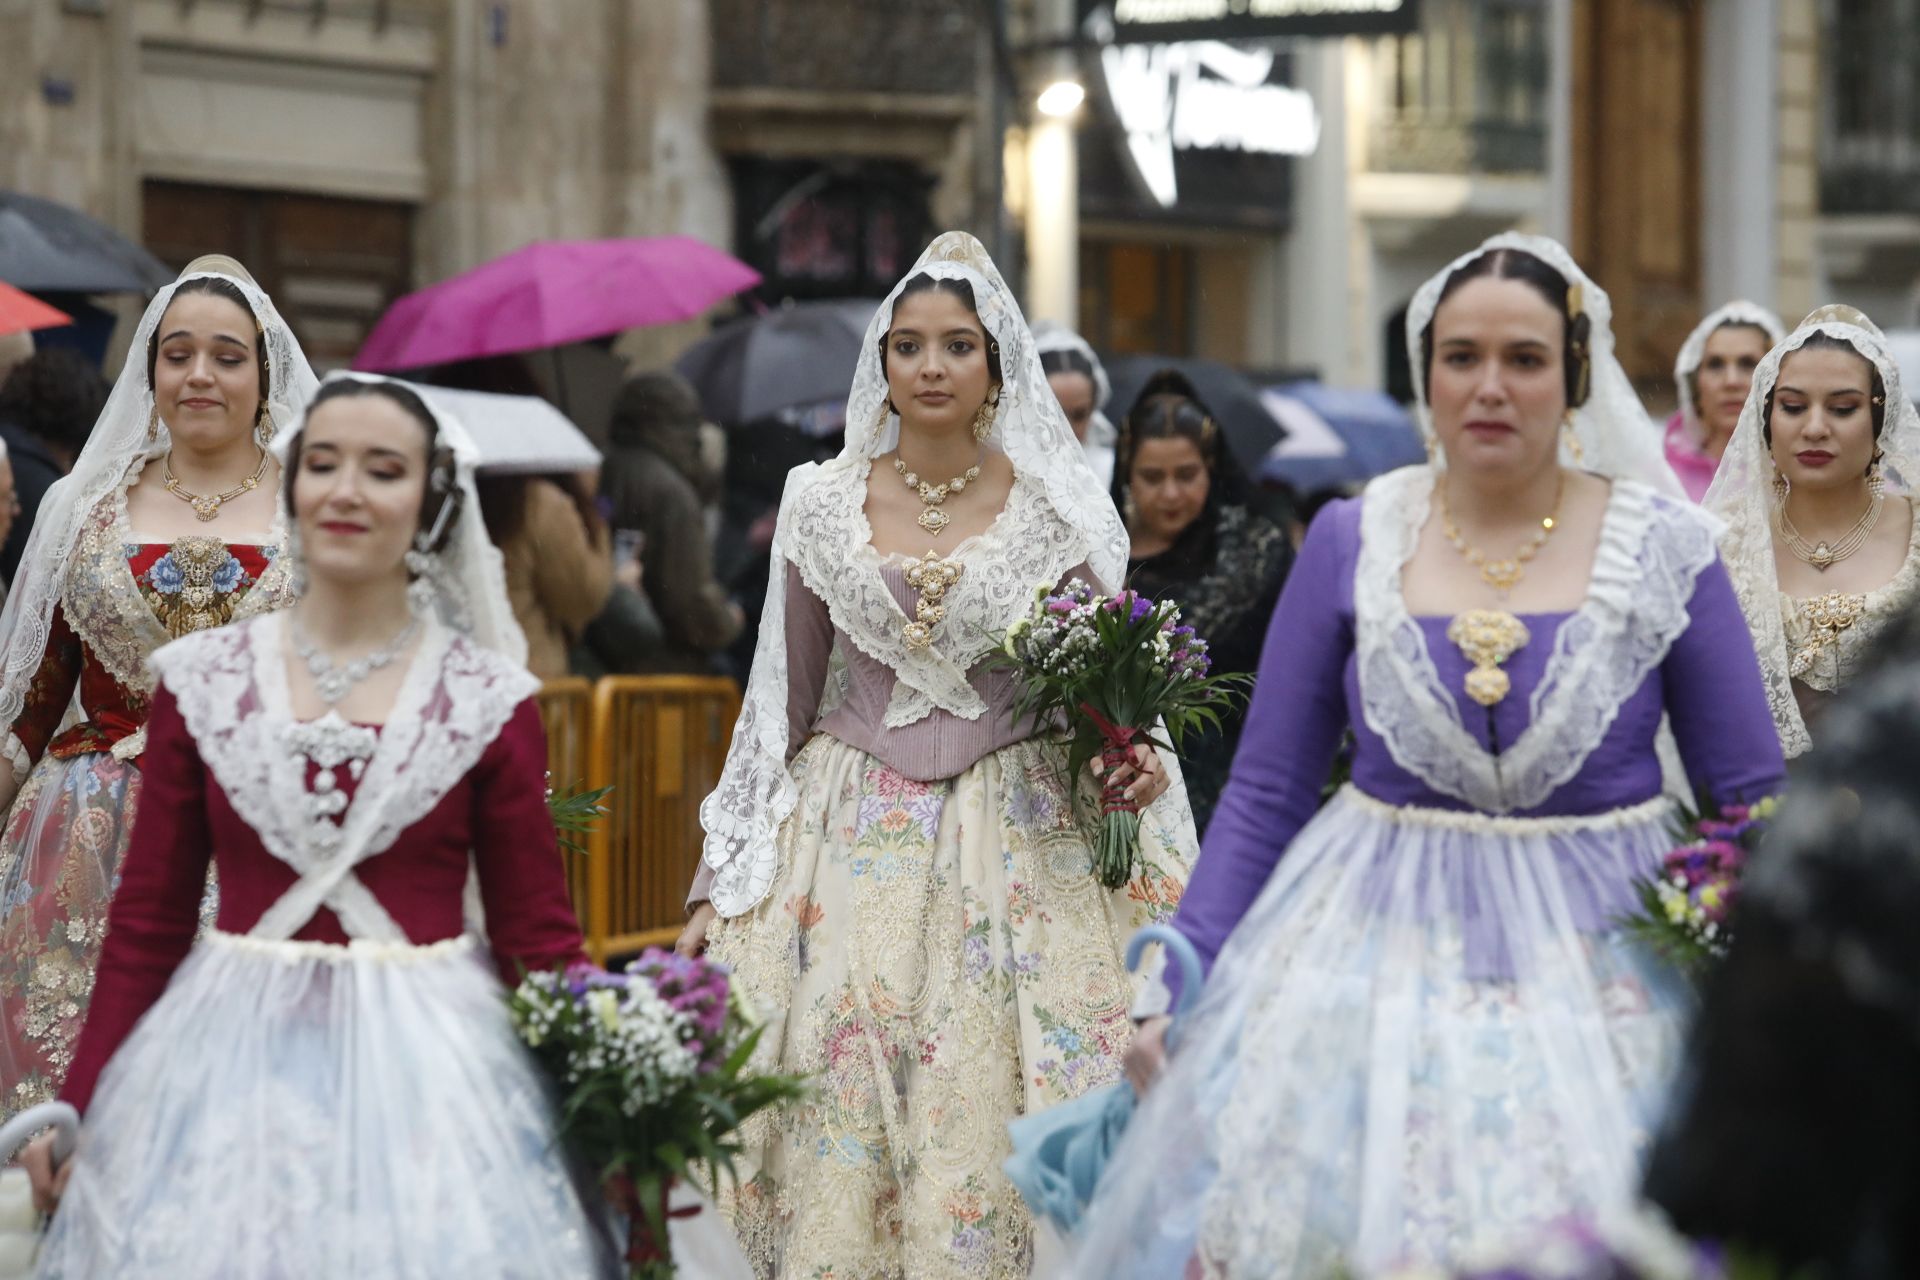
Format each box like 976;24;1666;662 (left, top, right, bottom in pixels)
1080;0;1420;44
1080;41;1304;228
729;158;935;302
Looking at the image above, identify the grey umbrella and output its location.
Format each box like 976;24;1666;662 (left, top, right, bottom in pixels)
0;190;172;293
676;298;879;426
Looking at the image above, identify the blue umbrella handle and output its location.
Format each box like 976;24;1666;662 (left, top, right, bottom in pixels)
1125;924;1203;1050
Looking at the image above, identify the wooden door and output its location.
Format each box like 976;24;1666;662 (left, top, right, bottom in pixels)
1569;0;1703;396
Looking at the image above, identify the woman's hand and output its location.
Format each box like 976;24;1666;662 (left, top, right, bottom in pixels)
22;1131;71;1215
1124;1015;1172;1094
676;903;718;958
1098;743;1171;809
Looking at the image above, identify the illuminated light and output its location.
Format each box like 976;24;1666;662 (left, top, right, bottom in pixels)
1037;80;1088;117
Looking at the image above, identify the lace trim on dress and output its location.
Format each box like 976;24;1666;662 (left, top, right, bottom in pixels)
154;613;535;942
1354;467;1720;812
1780;500;1920;694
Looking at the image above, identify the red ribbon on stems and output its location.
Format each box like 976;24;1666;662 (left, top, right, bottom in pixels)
608;1174;701;1273
1079;702;1142;817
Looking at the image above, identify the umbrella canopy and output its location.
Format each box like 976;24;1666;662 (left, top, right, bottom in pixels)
1103;354;1291;476
353;237;761;372
0;282;71;337
0;190;172;293
1257;382;1425;496
675;298;878;426
414;385;603;475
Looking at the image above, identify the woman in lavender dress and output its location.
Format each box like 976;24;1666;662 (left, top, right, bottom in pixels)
1065;234;1787;1279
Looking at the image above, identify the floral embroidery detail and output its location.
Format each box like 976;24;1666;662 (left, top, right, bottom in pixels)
138;538;256;639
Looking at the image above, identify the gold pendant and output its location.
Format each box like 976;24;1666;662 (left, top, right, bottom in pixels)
1447;609;1531;708
916;507;952;536
191;496;222;522
902;551;964;650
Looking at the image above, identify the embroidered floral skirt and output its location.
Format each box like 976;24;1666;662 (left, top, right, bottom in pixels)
0;750;141;1117
1065;786;1694;1279
708;732;1188;1280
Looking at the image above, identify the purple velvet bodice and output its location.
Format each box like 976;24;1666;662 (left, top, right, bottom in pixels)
1171;493;1787;984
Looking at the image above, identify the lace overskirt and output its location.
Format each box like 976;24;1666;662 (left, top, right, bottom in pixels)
36;931;619;1278
1067;787;1691;1279
708;732;1185;1280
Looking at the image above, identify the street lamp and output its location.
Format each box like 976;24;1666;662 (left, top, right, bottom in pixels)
1035;78;1086;117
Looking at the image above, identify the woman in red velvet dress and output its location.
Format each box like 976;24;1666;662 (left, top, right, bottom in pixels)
24;374;618;1277
0;257;315;1116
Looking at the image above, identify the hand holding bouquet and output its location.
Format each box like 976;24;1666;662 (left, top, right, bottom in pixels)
995;580;1250;889
507;948;806;1279
1622;797;1779;976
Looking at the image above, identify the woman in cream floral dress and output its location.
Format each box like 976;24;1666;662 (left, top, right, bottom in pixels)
1703;304;1920;758
676;233;1199;1278
0;258;314;1113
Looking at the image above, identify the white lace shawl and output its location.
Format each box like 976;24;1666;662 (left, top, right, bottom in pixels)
1672;301;1785;447
0;267;319;779
1406;231;1684;498
698;232;1136;918
1702;311;1920;758
152;613;538;942
1355;466;1721;813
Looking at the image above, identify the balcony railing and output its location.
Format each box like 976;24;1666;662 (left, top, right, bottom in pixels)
1821;0;1920;214
1369;0;1548;175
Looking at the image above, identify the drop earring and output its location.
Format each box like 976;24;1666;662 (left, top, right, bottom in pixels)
146;404;161;443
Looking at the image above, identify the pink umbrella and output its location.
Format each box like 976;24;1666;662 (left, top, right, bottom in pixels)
353;236;761;372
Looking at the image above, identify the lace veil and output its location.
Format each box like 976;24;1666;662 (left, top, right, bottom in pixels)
273;371;527;665
0;259;319;779
1701;306;1920;758
699;232;1140;917
1672;300;1785;447
1032;320;1117;452
1406;231;1682;495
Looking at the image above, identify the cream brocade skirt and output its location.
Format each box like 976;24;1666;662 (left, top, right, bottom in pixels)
708;732;1188;1280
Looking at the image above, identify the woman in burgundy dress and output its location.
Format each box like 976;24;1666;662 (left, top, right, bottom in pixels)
25;374;617;1277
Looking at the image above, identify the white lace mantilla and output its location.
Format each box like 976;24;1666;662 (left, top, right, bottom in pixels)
152;612;537;942
1353;467;1720;813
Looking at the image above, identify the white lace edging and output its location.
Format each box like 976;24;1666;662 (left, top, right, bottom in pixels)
1337;784;1671;834
202;928;479;966
1355;467;1720;813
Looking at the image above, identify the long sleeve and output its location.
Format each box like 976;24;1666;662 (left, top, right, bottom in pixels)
644;478;742;655
3;603;84;782
687;560;832;912
60;686;211;1114
1167;504;1356;998
526;481;614;637
472;698;591;984
1662;556;1789;803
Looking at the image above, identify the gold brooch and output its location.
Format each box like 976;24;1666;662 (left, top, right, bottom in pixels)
1789;590;1866;679
1446;609;1531;707
902;552;964;651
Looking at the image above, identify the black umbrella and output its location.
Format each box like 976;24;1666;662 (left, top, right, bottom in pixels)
0;190;172;293
1102;354;1291;476
677;299;879;426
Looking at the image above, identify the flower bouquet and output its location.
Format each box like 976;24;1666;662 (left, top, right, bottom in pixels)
507;948;807;1280
1621;797;1779;976
994;580;1250;889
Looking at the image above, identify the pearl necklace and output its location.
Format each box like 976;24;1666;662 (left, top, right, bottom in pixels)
1774;490;1882;571
292;615;421;706
894;449;984;537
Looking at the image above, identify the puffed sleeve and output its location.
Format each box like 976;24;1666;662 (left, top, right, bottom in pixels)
1662;556;1788;802
60;685;211;1114
1165;500;1358;1001
471;698;591;983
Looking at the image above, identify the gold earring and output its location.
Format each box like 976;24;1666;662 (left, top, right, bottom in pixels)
1772;463;1789;504
972;397;996;441
1870;451;1886;498
1560;408;1585;464
255;402;276;446
146;404;160;443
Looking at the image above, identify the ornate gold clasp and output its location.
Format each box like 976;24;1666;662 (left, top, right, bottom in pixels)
1446;609;1531;707
902;551;964;651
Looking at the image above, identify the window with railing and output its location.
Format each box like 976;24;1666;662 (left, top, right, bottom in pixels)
1821;0;1920;214
1370;0;1548;175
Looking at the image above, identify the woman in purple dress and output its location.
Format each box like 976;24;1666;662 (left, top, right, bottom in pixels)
1065;233;1787;1278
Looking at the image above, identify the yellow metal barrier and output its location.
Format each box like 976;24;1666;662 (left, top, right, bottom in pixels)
583;675;742;962
534;677;596;919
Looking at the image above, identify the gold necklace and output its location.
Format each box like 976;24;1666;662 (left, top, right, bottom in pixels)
1438;470;1566;598
164;447;269;523
1774;490;1881;570
894;449;984;537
